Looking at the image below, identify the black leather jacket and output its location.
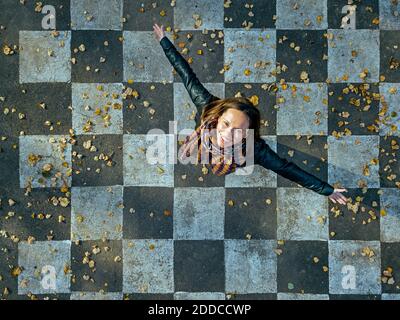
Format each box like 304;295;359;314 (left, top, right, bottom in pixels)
160;36;335;196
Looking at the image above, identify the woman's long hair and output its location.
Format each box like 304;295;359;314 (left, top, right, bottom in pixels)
200;97;261;141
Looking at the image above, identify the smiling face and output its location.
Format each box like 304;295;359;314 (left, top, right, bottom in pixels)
215;108;250;148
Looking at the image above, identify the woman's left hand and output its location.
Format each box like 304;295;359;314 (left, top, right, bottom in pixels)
328;188;348;205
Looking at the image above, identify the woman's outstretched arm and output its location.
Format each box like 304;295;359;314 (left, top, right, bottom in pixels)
254;138;348;204
153;23;219;112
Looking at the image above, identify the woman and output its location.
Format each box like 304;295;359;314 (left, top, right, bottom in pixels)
153;23;348;205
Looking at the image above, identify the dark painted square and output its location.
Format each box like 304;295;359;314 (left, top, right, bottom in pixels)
0;83;72;136
123;0;174;31
379;136;400;188
224;0;276;28
124;293;174;300
0;237;18;300
225;83;277;136
0;1;69;86
276;135;329;188
72;134;123;186
71;31;123;83
19;293;71;300
123;186;173;239
225;187;276;239
380;31;400;83
329;188;380;240
174;240;224;292
328;83;380;136
227;293;277;300
0;0;70;38
276;30;328;83
277;240;329;294
0;136;19;189
0;32;19;87
381;242;400;294
329;294;381;300
0;186;71;241
172;30;224;83
71;239;123;292
328;0;379;29
122;82;174;134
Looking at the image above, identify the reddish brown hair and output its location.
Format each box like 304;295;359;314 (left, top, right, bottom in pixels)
200;97;261;140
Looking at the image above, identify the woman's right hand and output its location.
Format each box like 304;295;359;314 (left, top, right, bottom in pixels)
328;188;348;205
153;23;166;42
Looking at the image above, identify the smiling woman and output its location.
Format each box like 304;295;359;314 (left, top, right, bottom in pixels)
176;96;259;176
152;23;349;205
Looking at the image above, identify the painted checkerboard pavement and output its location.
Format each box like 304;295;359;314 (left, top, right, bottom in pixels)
0;0;400;300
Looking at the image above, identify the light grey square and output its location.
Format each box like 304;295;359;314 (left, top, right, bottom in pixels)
72;83;123;135
277;187;329;241
18;241;71;294
380;188;400;242
71;185;124;241
276;0;328;29
277;293;329;300
327;135;380;188
225;240;277;293
19;135;72;188
173;187;225;240
379;0;400;30
123;31;173;83
379;83;400;137
224;29;276;83
70;292;123;300
276;83;328;135
382;294;400;300
174;0;224;30
327;29;380;83
19;31;71;83
70;0;123;30
123;134;174;187
329;240;381;294
174;292;225;300
123;239;174;293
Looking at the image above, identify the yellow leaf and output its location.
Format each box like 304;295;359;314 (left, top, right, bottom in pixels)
244;69;251;76
157;166;165;174
11;266;22;277
249;95;259;106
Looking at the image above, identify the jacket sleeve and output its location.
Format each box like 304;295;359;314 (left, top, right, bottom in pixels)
159;36;219;112
254;139;335;196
